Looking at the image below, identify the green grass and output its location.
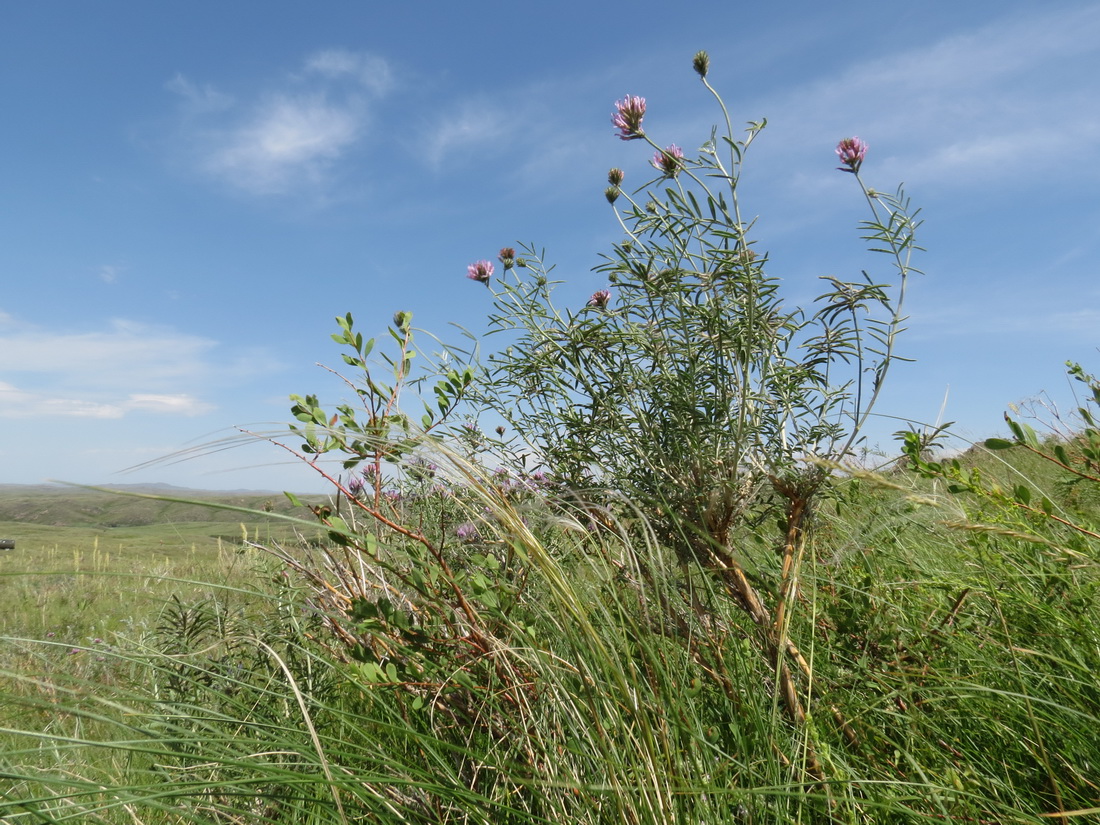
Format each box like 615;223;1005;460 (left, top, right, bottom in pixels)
0;486;325;644
0;483;308;527
0;464;1097;824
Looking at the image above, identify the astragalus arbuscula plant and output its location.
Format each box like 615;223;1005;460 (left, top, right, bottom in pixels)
222;50;928;814
11;52;1095;825
469;52;922;742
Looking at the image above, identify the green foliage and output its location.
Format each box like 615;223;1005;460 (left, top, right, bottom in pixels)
289;311;474;476
458;52;926;771
3;51;1099;825
900;361;1100;547
475;66;920;560
4;456;1099;823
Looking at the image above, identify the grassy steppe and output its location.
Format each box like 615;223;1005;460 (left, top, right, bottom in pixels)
0;484;322;638
0;451;1097;824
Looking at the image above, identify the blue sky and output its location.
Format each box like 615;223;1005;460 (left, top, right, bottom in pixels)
1;1;1098;491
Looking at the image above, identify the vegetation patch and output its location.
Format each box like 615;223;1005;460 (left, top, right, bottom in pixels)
2;53;1097;825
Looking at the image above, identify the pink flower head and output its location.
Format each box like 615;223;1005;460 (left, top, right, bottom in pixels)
587;289;611;309
651;144;684;177
836;137;868;173
466;260;494;285
612;95;646;141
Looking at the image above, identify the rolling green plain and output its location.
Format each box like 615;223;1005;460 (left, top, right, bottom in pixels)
0;485;320;638
1;449;1098;824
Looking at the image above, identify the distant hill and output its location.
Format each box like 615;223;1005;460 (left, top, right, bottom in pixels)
0;484;324;529
95;483;292;496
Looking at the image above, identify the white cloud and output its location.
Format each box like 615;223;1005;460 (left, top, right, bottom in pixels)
126;394;213;415
0;318;244;419
891;119;1100;185
165;72;234;115
908;296;1100;343
203;93;363;194
168;50;392;197
0;319;216;390
742;5;1100;190
0;383;214;419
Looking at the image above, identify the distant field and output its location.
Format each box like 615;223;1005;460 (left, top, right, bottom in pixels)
0;485;325;640
0;482;313;526
0;484;326;551
2;458;1098;823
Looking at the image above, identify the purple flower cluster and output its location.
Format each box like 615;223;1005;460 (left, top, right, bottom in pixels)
456;522;480;542
466;260;494;285
406;456;438;482
651;144;684;178
835;137;868;173
587;289;611;309
612;95;646;141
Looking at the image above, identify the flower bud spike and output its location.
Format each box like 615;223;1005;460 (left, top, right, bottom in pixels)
693;50;710;79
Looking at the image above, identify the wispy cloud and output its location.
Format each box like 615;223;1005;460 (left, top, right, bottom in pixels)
98;264;122;284
908;295;1100;343
743;5;1100;190
0;317;247;419
0;318;214;387
168;49;392;196
202;93;364;194
421;99;511;167
165;72;234;116
303;48;393;95
0;384;213;419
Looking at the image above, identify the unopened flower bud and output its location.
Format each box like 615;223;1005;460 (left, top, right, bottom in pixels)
605;186;620;205
692;50;710;79
498;247;516;269
495;425;506;436
607;168;624;186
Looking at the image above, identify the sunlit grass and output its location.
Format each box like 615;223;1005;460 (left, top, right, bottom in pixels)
0;457;1097;824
